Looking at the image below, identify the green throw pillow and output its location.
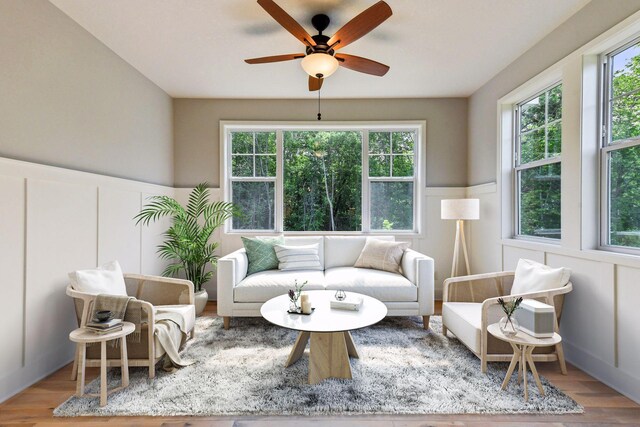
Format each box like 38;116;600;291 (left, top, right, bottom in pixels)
242;236;285;275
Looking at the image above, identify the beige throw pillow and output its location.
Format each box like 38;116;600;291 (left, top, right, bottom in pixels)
354;238;410;273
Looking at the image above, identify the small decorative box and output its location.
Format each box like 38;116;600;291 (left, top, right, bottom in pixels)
514;299;555;338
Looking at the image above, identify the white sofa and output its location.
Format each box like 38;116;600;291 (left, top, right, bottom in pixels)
217;236;435;330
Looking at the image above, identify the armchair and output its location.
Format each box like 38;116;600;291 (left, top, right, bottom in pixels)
67;273;195;379
442;271;572;374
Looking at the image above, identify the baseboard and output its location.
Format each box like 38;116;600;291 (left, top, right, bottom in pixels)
564;340;640;404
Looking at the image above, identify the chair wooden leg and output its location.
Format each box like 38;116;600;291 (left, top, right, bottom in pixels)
71;344;79;380
556;342;568;375
442;325;448;336
223;317;231;330
422;315;430;330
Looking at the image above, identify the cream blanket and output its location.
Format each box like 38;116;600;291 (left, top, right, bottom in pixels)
154;309;195;370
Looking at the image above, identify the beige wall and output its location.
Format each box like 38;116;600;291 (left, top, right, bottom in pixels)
467;0;640;185
0;0;173;186
173;98;468;188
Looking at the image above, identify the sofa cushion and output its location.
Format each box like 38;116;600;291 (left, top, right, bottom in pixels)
324;267;417;302
324;236;394;269
275;243;322;271
242;236;284;275
155;304;196;333
69;260;128;296
283;236;324;269
354;238;409;273
442;302;503;354
511;258;571;295
234;270;325;303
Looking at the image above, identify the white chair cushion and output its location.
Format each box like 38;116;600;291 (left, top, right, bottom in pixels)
69;260;127;296
511;259;571;295
155;304;196;333
234;270;325;303
324;236;394;269
274;243;322;271
324;267;417;302
283;236;325;269
442;302;503;354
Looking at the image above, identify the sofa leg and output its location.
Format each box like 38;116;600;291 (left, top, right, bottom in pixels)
422;315;430;330
442;325;448;337
223;316;231;330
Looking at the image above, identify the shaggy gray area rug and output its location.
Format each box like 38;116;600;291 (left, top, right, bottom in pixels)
54;316;582;416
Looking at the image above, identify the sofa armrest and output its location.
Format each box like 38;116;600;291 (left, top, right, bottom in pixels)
443;271;515;303
401;249;435;316
124;274;194;306
216;248;248;317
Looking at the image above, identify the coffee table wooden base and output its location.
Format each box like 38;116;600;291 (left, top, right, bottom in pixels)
286;331;359;384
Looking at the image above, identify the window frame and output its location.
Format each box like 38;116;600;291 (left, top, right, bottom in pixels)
513;81;563;241
221;121;425;235
599;36;640;254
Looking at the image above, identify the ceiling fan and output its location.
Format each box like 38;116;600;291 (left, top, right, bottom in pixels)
245;0;392;91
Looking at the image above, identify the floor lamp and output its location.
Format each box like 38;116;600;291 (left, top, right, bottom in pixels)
441;199;479;277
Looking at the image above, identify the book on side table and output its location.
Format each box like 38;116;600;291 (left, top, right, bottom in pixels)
86;318;123;334
330;295;363;311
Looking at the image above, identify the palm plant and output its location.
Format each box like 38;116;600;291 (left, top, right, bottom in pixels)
134;183;236;292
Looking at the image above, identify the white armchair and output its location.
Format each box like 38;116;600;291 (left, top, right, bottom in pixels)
442;270;572;373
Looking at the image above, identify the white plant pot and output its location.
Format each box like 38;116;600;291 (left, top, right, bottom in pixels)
194;289;208;315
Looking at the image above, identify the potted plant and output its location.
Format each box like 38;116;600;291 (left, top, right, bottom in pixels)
134;183;236;315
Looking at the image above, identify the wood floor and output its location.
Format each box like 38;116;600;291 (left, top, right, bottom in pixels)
1;301;639;426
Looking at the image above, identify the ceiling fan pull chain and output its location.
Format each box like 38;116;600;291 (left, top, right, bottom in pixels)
317;86;322;121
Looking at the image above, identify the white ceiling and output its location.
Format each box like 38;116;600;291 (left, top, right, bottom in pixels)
49;0;589;99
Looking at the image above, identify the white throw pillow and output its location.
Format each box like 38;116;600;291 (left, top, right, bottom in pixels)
510;258;571;295
69;260;128;296
353;238;410;274
274;243;323;271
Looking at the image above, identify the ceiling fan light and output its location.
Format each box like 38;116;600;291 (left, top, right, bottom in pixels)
301;53;339;78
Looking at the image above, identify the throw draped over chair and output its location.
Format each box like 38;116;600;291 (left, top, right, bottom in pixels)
442;270;572;374
67;274;196;379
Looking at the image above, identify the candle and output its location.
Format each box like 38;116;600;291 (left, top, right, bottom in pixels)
300;294;309;304
302;300;312;314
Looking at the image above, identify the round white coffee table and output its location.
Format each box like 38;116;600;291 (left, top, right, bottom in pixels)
261;290;387;384
487;323;562;401
69;322;135;407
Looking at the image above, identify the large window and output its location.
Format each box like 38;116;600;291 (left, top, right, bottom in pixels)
225;124;422;233
514;83;563;239
602;39;640;250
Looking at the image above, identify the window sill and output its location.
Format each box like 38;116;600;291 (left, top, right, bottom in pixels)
225;230;423;238
501;238;640;269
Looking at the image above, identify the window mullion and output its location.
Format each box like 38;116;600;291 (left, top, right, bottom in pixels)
362;131;370;232
275;130;284;233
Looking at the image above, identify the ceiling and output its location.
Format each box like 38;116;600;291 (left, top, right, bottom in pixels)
49;0;589;99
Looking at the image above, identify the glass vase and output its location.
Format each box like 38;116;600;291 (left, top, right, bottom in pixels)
289;300;300;313
499;316;519;337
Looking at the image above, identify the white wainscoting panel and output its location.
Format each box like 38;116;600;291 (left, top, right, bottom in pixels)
502;246;544;270
0;176;26;374
616;265;640;377
25;179;98;368
0;157;173;403
140;191;173;276
467;183;501;274
546;254;615;366
98;188;142;273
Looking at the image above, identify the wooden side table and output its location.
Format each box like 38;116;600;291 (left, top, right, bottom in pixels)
487;323;562;401
69;322;135;407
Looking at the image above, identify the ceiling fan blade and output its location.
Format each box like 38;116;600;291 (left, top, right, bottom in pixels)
336;53;389;76
245;54;304;64
257;0;316;47
309;76;323;91
327;1;392;50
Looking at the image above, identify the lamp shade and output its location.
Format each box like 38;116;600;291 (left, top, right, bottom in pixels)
441;199;480;220
301;53;339;78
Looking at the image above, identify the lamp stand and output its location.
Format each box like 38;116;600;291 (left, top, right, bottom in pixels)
451;219;471;277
